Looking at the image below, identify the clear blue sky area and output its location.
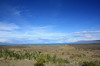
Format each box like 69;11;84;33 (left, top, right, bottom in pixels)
0;0;100;44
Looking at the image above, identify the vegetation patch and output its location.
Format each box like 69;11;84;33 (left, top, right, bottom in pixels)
0;49;69;66
81;61;100;66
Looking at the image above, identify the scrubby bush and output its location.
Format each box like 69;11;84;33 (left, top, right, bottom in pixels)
34;62;45;66
0;49;69;66
82;61;99;66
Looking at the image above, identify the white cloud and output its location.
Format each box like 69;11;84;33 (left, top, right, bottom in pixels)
69;31;100;42
0;38;11;43
6;5;22;16
0;23;69;43
0;22;19;30
0;22;100;44
73;34;96;38
74;31;100;34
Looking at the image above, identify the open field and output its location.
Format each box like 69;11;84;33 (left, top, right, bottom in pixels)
70;44;100;50
0;44;100;66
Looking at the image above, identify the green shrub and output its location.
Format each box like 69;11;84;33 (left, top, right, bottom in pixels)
0;49;69;65
82;61;99;66
34;62;45;66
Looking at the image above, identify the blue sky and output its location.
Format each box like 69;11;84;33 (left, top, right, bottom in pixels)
0;0;100;44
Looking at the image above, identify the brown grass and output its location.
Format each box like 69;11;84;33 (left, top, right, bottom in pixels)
0;44;100;66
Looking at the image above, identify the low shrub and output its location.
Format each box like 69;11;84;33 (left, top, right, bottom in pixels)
0;49;69;66
82;61;99;66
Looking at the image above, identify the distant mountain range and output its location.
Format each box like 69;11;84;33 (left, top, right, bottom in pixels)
73;40;100;44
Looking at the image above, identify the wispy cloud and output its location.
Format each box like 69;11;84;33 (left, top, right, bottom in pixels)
13;10;21;16
74;31;100;34
0;22;19;30
0;38;11;43
0;22;100;43
70;31;100;42
0;22;68;43
0;4;22;17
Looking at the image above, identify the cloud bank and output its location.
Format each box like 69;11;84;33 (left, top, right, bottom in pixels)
0;22;68;43
0;22;100;44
